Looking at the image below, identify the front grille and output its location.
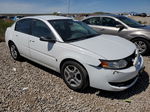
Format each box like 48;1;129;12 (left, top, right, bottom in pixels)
109;76;138;87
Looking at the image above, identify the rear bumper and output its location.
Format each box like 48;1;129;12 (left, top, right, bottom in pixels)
85;55;144;91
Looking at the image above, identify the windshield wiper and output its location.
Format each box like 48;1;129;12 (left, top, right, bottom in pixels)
65;34;100;42
84;34;100;38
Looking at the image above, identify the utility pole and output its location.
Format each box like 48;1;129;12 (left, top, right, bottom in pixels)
67;0;70;15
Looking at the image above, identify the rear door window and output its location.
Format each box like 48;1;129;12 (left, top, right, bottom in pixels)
15;19;32;34
83;17;102;25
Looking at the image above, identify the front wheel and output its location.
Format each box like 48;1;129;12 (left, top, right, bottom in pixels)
131;38;150;55
61;61;89;91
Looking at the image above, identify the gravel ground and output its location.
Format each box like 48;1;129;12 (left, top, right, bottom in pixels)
0;42;150;112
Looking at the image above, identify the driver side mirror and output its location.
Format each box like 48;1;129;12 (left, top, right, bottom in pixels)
39;36;56;43
116;24;125;32
116;24;124;28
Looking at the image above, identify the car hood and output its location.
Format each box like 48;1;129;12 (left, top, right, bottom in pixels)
70;35;136;60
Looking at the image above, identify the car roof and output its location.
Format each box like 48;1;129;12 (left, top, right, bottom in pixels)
106;14;124;17
23;15;72;21
82;14;125;20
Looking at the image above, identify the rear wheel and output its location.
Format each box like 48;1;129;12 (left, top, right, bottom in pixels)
131;38;149;55
61;61;89;91
9;42;22;60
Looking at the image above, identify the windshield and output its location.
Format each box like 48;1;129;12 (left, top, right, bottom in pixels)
48;19;99;42
117;17;144;28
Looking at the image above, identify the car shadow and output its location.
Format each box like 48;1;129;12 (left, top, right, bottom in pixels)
143;51;150;56
24;59;149;99
25;59;62;78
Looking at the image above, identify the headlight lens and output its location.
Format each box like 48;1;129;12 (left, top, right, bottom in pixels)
100;59;128;69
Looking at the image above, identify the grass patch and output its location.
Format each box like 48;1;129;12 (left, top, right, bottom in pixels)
0;20;14;42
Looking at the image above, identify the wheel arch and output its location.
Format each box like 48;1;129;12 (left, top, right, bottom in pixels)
8;40;15;47
131;37;150;47
131;37;150;41
60;58;90;84
60;58;87;73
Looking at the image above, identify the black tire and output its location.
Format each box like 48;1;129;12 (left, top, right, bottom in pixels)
131;38;150;55
61;61;89;92
9;42;22;60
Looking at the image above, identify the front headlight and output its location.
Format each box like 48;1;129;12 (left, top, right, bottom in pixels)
100;59;128;69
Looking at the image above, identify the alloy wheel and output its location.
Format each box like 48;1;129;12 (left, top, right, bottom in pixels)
64;65;82;88
134;40;147;54
10;44;18;59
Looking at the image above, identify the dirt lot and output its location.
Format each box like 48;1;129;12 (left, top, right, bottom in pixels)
0;42;150;112
129;16;150;25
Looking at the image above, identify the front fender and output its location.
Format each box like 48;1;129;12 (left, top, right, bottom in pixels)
129;31;150;41
55;44;102;72
59;51;100;67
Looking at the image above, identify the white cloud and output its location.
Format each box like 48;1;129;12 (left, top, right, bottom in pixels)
0;1;67;13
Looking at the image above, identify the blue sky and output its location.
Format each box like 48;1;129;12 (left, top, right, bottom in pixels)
0;0;149;13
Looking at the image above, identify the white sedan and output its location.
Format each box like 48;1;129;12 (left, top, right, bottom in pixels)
5;16;144;91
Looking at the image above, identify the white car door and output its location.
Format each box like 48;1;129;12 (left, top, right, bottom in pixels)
29;19;58;69
13;19;32;57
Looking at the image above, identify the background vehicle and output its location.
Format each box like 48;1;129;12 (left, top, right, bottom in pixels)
5;16;144;92
82;15;150;55
135;13;147;17
0;16;8;20
9;16;24;21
